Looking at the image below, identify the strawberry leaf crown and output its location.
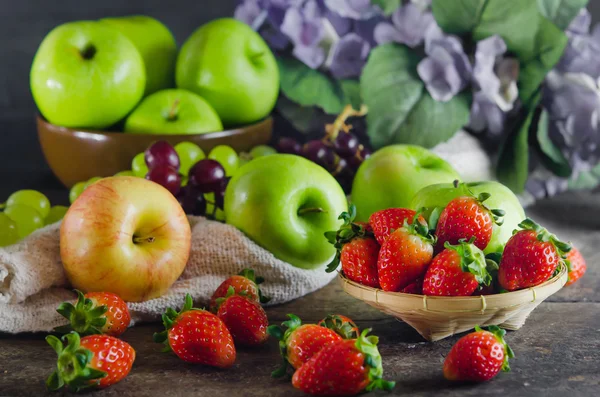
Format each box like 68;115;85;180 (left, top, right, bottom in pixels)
445;239;492;286
403;210;435;245
46;332;107;392
54;290;108;336
318;314;359;339
445;180;506;226
325;204;372;273
517;218;572;270
475;325;515;372
153;293;198;351
266;313;303;378
355;329;395;392
238;268;271;304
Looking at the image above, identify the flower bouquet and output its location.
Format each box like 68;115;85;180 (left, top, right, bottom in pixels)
235;0;600;200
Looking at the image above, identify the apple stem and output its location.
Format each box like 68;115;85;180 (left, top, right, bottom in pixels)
167;99;181;121
298;207;328;216
133;236;155;244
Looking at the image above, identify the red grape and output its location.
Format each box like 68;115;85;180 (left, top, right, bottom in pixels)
302;140;336;170
177;186;206;216
348;145;373;169
333;132;359;158
146;165;181;196
145;141;180;171
213;177;229;209
277;137;302;155
189;159;226;193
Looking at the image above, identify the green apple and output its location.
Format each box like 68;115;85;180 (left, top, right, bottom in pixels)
351;145;459;222
176;18;279;126
101;15;177;96
30;21;145;129
410;181;526;254
224;154;348;269
124;89;223;134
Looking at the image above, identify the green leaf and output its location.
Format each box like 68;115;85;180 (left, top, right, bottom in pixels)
536;110;572;177
277;56;348;115
391;91;471;148
275;96;319;134
537;0;589;30
340;80;362;110
431;0;488;34
371;0;402;15
360;44;424;148
568;170;600;190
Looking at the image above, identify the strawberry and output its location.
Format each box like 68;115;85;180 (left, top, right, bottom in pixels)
292;329;395;396
377;213;434;292
369;208;421;245
565;246;586;286
435;190;505;252
154;294;236;368
216;286;269;346
54;290;131;337
443;325;514;382
209;268;270;312
268;314;342;377
422;240;492;296
498;219;571;291
46;332;135;391
400;277;423;294
318;314;359;339
325;205;380;288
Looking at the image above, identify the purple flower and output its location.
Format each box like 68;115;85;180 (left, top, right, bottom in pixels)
374;3;435;48
557;8;600;80
234;0;264;28
327;33;371;79
324;0;380;20
417;24;472;102
469;92;506;135
280;0;328;68
567;8;592;35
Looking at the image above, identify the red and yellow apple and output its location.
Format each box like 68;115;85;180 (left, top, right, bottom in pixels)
60;176;191;302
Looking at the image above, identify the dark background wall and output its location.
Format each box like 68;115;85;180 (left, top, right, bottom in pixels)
0;0;598;192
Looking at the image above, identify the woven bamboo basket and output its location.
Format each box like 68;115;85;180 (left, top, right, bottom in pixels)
339;263;568;341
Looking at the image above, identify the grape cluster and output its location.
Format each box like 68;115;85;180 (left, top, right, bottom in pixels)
276;105;371;192
0;190;68;247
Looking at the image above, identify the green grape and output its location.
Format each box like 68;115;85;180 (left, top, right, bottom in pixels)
84;177;103;189
250;145;277;158
0;213;20;247
175;142;205;176
208;145;239;176
6;190;51;219
204;193;225;221
132;153;149;177
4;204;44;238
115;170;135;177
45;205;69;225
69;182;86;204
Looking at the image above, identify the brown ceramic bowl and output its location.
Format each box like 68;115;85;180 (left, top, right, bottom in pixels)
37;115;273;188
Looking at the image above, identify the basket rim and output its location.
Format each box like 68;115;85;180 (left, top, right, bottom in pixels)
339;263;568;313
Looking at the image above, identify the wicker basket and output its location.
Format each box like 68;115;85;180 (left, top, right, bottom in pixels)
339;263;568;341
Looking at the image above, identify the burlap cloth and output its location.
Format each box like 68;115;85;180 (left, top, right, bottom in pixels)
0;216;337;334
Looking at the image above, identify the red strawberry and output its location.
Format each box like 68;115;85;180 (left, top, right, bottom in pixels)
565;247;586;286
46;332;135;391
377;214;434;291
444;325;514;382
422;241;492;296
498;219;571;291
209;268;270;312
400;278;423;294
154;294;236;368
268;314;342;377
435;192;505;252
292;329;395;396
217;287;269;346
326;205;380;288
318;314;359;339
55;290;131;337
369;208;420;245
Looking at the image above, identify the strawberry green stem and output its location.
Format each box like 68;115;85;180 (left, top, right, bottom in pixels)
54;290;107;336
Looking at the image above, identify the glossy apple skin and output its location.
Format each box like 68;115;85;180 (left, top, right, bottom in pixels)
124;89;223;134
101;15;177;96
176;18;279;126
30;21;145;129
224;154;348;269
351;145;459;222
410;181;526;254
60;176;191;302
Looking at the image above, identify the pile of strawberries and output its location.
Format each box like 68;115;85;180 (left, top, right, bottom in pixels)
326;188;586;296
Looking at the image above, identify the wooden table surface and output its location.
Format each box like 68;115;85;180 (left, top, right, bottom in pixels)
0;181;599;397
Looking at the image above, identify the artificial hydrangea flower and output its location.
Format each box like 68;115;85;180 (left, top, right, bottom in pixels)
328;33;371;79
469;92;506;135
557;8;600;79
373;3;434;48
324;0;380;20
416;23;472;102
